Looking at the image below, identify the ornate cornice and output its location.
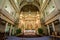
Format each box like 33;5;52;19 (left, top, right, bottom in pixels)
9;0;20;13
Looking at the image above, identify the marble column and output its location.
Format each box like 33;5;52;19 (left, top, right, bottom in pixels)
12;27;14;35
9;25;13;36
5;22;8;32
47;25;50;35
52;22;55;32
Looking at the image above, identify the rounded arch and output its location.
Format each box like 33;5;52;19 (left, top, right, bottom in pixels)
21;4;39;12
20;3;40;12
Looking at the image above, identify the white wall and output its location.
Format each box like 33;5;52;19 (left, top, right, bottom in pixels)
44;0;55;17
54;0;60;10
3;0;16;17
0;0;2;5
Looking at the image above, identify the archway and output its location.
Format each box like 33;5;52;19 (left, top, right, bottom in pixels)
20;4;39;12
19;4;41;35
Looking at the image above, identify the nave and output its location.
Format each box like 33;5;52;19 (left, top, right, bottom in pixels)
6;36;50;40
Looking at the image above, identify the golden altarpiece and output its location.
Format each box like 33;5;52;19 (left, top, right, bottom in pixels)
19;12;41;35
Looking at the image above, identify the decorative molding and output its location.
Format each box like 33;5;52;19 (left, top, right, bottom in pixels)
20;2;40;12
9;0;19;13
0;8;15;24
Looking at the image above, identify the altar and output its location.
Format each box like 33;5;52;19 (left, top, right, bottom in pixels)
19;12;41;35
24;30;36;35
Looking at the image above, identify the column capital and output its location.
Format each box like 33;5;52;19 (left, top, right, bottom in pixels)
47;25;49;28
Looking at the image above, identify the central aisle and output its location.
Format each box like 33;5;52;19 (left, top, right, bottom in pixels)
6;36;50;40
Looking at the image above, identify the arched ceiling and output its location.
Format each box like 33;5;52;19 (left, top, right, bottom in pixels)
20;0;40;6
19;0;40;12
21;5;39;12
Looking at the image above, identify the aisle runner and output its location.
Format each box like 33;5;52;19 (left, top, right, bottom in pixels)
6;36;50;40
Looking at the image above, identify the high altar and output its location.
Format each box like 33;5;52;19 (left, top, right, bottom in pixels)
19;12;41;35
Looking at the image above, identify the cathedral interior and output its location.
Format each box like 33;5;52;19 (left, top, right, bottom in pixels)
0;0;60;40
